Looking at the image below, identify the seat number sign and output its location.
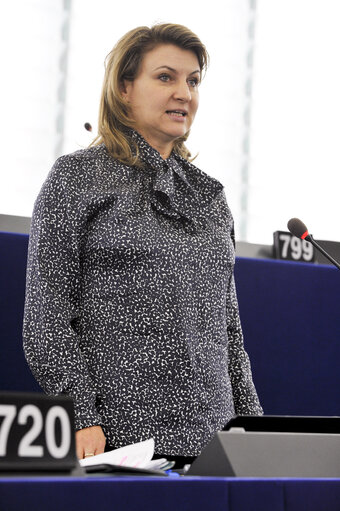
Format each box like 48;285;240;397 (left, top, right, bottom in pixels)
0;392;77;471
273;231;315;263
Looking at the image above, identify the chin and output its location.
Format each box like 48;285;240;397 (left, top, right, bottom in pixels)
165;127;188;140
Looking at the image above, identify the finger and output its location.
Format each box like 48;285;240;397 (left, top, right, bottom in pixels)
94;431;106;456
93;438;106;456
75;434;89;460
94;445;105;456
83;440;98;458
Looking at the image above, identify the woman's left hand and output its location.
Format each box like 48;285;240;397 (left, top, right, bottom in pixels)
75;425;106;459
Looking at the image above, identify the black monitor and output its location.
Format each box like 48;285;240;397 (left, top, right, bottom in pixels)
223;415;340;434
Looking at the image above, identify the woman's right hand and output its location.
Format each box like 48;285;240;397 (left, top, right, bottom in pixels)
75;425;106;460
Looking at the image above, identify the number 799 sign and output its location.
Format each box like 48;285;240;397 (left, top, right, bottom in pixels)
0;393;77;472
273;231;315;263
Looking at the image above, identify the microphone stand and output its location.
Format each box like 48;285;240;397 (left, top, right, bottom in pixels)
305;235;340;271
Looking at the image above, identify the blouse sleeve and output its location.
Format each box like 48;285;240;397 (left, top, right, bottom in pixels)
226;233;263;415
23;158;102;430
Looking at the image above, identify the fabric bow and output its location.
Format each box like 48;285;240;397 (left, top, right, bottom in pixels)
129;129;224;233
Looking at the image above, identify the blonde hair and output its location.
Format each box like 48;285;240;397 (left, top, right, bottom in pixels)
91;23;209;166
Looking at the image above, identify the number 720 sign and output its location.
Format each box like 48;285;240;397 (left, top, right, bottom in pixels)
273;231;315;263
0;392;77;472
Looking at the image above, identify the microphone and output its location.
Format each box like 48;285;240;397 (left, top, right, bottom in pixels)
287;218;340;271
84;122;92;132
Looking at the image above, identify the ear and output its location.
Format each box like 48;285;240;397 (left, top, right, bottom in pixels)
120;79;132;102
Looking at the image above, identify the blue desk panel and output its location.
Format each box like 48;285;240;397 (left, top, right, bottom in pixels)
1;476;340;511
235;257;340;416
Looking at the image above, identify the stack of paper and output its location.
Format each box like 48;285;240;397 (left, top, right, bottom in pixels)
79;438;175;471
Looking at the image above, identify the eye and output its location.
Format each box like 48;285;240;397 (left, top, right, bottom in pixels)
158;73;171;82
188;77;200;87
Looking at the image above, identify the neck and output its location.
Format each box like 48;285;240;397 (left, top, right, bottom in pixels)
135;129;174;160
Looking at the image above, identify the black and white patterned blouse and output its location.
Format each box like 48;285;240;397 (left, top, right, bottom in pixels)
23;129;262;456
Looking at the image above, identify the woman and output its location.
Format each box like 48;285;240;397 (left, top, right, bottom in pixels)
23;23;263;468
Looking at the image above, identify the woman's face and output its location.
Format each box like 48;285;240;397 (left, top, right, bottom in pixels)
122;44;200;158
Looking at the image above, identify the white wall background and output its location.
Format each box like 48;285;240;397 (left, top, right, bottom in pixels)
0;0;64;217
248;0;340;243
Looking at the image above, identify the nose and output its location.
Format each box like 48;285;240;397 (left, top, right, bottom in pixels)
174;80;192;102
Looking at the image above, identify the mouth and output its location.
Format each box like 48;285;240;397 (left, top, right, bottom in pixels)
166;110;188;117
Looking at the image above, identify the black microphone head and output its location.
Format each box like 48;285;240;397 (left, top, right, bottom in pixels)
84;122;92;132
287;218;309;239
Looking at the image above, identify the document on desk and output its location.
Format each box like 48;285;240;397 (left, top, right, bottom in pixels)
79;438;174;471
